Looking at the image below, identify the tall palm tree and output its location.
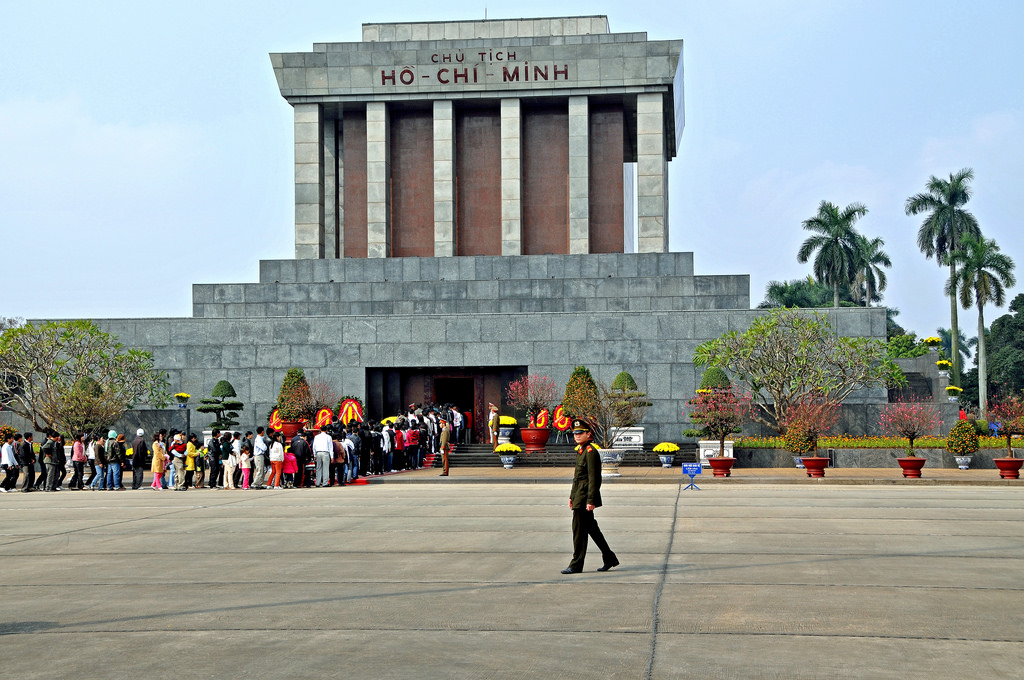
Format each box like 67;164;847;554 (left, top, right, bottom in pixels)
853;234;891;306
947;235;1016;419
905;168;981;386
759;276;835;309
797;201;867;307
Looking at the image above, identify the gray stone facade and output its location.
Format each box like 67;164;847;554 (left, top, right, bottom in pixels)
77;251;888;443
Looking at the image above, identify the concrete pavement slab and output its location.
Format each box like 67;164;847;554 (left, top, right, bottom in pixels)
0;480;1021;679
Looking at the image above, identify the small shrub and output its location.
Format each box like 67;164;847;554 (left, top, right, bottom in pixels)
972;419;989;436
699;367;731;391
946;420;979;456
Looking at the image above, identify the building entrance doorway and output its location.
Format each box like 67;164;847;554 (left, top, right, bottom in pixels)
365;366;525;444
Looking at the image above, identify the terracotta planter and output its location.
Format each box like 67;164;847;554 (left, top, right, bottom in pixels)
993;457;1023;480
279;420;305;439
897;456;927;478
707;456;735;478
801;456;829;478
520;427;551;454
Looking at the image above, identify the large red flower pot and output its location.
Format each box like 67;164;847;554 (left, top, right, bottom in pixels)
279;421;305;439
520;427;551;455
707;457;735;478
897;457;927;478
993;458;1024;479
801;456;829;478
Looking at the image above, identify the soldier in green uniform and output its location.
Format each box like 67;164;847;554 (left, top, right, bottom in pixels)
561;418;619;574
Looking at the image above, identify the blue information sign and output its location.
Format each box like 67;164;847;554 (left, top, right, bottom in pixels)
681;462;701;490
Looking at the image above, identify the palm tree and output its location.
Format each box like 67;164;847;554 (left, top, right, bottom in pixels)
947;235;1016;419
853;234;891;306
936;326;976;367
906;168;981;386
759;276;834;309
797;201;867;307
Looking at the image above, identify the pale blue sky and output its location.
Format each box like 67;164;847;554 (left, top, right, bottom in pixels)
2;0;1022;346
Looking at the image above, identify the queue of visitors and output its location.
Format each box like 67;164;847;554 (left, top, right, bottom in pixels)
0;403;459;492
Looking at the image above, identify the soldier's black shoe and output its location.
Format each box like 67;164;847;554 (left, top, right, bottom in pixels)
561;567;580;574
596;558;620;572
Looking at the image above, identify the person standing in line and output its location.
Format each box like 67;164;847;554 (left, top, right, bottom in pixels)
451;406;463;445
150;433;166;490
222;434;238;490
1;431;18;492
206;429;222;489
267;432;284;489
69;433;87;490
312;427;332;488
91;435;107;490
16;433;34;492
168;433;187;491
561;418;619;575
106;433;127;490
238;443;251;490
40;430;61;492
130;429;147;490
53;434;68;490
184;433;201;489
252;427;267;489
230;432;243;488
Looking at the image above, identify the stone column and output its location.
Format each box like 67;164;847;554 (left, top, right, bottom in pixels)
294;103;324;259
500;98;522;256
433;100;455;257
568;96;590;254
636;93;669;253
323;117;338;259
366;102;391;258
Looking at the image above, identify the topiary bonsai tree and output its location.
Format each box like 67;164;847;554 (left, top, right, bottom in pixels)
276;368;312;422
196;380;245;429
698;366;731;391
609;371;651;428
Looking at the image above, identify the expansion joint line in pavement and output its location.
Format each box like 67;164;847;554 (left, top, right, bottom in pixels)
644;475;683;680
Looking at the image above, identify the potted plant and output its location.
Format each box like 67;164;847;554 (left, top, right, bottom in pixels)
497;416;517;445
946;419;979;470
935;359;952;378
275;368;313;438
653;442;680;468
987;398;1024;479
505;374;558;454
685;387;750;478
880;398;942;478
923;336;942;352
174;392;191;407
945;385;963;402
495;442;521;469
561;365;630;477
785;399;839;478
608;371;651;449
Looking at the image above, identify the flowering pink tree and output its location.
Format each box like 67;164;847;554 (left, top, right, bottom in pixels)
988;397;1024;459
879;398;942;455
505;375;559;426
784;398;841;456
686;388;751;457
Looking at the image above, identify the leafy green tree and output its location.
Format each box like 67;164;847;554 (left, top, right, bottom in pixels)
0;320;169;433
693;308;905;434
853;234;891;307
947;235;1016;418
196;380;245;429
797;200;867;308
906;168;982;386
276;368;312;421
886;333;929;359
987;294;1024;399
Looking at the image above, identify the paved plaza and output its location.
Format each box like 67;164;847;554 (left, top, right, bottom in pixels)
1;473;1021;679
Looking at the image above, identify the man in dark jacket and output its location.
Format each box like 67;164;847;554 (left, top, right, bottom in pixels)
207;430;222;489
39;431;61;492
17;433;35;492
561;419;619;575
131;429;147;489
290;431;310;487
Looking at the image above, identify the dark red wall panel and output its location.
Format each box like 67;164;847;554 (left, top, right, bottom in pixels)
342;111;368;258
522;105;569;255
455;108;501;256
589;104;625;254
390;110;434;258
